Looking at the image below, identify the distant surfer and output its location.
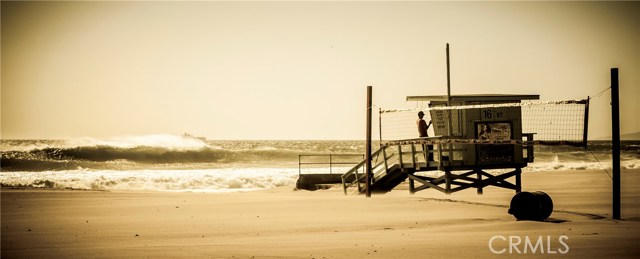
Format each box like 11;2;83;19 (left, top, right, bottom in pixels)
417;111;433;161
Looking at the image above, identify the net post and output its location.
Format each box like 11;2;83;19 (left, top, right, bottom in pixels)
583;97;590;149
366;86;373;198
446;43;453;137
611;68;620;220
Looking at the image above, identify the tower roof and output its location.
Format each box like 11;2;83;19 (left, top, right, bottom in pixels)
406;94;540;103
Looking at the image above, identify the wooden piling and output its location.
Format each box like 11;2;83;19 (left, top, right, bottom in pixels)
445;170;452;194
476;170;483;195
515;168;522;193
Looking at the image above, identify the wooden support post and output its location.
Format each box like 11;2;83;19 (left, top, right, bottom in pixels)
476;170;483;195
515;168;522;193
409;173;415;195
425;144;430;166
366;86;373;198
298;155;301;177
329;154;332;174
611;68;621;220
379;108;383;148
437;144;443;168
342;177;347;195
355;168;361;192
398;145;404;172
411;144;417;169
445;170;452;194
382;147;389;171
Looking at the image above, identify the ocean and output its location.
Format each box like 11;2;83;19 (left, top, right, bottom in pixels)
1;135;639;192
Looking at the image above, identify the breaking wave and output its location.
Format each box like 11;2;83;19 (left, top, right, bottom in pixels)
1;135;362;171
0;168;299;192
1;136;639;192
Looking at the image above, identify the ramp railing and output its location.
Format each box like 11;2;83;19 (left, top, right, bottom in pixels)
341;145;412;194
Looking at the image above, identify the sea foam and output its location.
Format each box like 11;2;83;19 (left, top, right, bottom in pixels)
0;168;299;192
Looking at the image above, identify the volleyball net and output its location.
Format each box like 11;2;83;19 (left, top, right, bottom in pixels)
379;99;589;147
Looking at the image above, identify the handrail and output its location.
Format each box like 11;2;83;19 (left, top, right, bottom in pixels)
340;148;384;177
299;154;364;175
341;147;385;194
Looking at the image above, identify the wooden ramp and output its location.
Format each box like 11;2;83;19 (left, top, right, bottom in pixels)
341;139;532;195
369;164;406;192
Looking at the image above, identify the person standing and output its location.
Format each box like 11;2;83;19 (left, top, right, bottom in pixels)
417;111;434;161
417;111;432;137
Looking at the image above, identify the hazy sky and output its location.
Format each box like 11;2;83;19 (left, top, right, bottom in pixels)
2;1;639;140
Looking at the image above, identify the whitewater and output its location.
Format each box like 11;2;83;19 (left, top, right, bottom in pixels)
1;135;639;192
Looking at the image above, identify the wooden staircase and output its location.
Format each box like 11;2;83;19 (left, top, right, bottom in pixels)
341;144;430;194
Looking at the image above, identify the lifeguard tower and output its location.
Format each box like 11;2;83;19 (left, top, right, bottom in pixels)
338;45;589;196
341;94;540;195
404;94;538;194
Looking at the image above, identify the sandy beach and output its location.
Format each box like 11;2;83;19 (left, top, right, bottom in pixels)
3;1;639;258
2;169;639;258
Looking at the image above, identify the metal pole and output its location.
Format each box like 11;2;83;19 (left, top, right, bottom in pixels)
583;96;590;149
366;86;373;198
446;43;451;106
611;68;620;220
446;43;453;137
379;108;383;148
445;43;454;169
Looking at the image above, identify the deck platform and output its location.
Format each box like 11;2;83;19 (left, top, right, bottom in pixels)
341;137;533;195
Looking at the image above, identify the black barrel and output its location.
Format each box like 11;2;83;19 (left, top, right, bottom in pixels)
508;191;553;221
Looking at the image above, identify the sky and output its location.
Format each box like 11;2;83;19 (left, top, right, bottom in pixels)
2;1;639;140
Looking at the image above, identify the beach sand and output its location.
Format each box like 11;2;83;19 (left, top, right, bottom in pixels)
2;169;639;258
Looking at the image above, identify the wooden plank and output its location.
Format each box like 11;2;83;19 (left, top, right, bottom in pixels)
406;94;540;102
411;144;417;169
456;170;477;178
398;145;404;172
476;171;518;188
408;174;446;192
515;168;522;193
402;162;428;169
449;174;477;183
342;175;347;195
405;167;526;194
476;170;483;194
409;173;415;194
382;148;389;174
445;170;452;194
